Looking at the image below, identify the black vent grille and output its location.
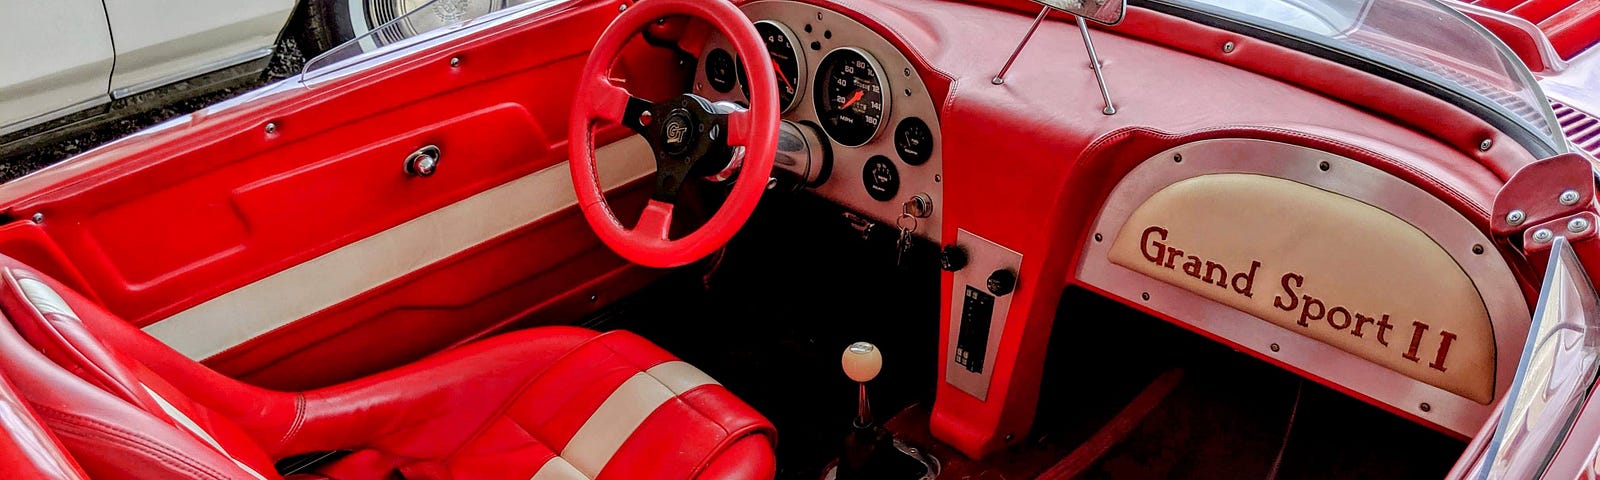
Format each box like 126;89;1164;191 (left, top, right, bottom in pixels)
1554;101;1600;157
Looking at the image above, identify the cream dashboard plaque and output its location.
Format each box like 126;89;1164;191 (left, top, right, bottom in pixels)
1107;173;1493;403
1076;138;1529;436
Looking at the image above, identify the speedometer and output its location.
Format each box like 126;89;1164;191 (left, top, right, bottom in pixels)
814;48;889;147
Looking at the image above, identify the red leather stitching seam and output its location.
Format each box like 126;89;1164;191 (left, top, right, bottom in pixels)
589;336;777;479
435;331;613;462
33;404;236;480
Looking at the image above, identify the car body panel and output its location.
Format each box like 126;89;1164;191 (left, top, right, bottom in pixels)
101;0;295;97
0;0;114;134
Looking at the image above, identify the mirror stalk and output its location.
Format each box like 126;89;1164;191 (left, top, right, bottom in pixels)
1077;17;1117;115
992;7;1052;85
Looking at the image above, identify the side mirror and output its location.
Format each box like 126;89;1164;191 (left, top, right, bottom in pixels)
1029;0;1125;25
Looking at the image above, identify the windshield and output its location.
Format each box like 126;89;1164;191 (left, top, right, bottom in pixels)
302;0;573;82
1144;0;1568;156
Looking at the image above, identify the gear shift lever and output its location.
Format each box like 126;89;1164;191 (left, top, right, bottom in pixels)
828;342;939;480
842;342;882;428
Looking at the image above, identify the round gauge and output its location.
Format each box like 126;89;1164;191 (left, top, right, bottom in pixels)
738;21;804;112
894;117;933;166
814;48;889;147
704;48;737;93
863;155;899;201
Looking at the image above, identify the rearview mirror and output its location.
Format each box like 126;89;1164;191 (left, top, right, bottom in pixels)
1029;0;1125;25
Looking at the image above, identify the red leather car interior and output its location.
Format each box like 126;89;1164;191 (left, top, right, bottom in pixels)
0;367;84;479
0;0;683;387
0;254;775;479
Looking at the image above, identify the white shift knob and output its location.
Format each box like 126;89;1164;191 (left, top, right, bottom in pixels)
842;342;883;383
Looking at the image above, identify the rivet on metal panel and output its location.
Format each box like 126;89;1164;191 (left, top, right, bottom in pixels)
264;122;277;134
30;213;42;224
1478;139;1493;151
450;57;460;68
1506;210;1526;226
1269;343;1280;352
1533;229;1555;243
1222;41;1235;53
1569;217;1591;234
1419;402;1432;412
1560;189;1581;206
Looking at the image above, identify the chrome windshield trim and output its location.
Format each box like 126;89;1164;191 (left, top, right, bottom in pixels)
298;0;580;85
1138;0;1567;157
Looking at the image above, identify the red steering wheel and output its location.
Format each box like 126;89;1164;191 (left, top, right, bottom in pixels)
568;0;779;268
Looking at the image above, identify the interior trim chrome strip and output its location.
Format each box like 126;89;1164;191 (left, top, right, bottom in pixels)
1076;138;1529;436
142;137;655;359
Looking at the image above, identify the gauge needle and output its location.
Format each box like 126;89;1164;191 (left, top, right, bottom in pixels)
841;90;864;108
770;58;792;89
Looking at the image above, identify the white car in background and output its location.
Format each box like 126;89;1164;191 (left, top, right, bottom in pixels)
0;0;485;157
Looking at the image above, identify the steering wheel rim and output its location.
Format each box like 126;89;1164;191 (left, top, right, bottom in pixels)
568;0;779;268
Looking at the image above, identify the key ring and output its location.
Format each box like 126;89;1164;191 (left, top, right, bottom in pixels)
896;213;919;234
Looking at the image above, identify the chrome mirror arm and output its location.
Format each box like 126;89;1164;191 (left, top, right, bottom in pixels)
1077;16;1117;115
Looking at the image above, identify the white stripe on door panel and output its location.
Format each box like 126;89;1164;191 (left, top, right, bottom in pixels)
144;137;655;359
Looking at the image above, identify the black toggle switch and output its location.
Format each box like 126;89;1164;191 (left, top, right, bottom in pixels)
939;245;967;272
987;269;1016;296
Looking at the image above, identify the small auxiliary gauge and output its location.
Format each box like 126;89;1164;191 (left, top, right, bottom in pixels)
704;48;737;93
894;117;933;165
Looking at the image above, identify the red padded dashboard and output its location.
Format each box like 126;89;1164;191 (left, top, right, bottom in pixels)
805;0;1541;457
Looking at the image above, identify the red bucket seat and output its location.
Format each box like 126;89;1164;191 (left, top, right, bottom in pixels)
0;256;775;479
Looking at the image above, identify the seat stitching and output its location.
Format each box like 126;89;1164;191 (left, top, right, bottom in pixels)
277;393;307;452
35;404;235;480
589;336;737;477
438;331;613;462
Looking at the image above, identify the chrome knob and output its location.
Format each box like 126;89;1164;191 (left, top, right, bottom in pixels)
405;145;441;177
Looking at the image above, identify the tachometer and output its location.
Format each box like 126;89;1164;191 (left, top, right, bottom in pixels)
814;48;889;147
738;20;804;112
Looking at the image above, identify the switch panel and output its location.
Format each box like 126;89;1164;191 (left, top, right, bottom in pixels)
945;229;1023;401
955;286;995;373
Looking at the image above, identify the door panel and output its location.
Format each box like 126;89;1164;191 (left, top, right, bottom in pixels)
0;0;675;386
101;0;293;96
0;0;113;131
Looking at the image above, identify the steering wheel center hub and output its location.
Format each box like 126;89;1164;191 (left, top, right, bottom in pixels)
661;110;697;157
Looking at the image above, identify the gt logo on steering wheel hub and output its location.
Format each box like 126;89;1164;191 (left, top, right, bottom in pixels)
662;111;695;156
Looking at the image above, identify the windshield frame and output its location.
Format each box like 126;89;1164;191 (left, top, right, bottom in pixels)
1134;0;1567;158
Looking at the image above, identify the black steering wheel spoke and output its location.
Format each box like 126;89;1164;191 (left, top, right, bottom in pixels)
620;95;658;137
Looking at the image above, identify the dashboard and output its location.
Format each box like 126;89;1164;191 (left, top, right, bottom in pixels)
695;0;945;243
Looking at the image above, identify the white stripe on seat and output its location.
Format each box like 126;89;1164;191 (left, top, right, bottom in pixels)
645;361;720;395
139;384;269;480
14;276;77;320
559;365;718;478
529;456;588;480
